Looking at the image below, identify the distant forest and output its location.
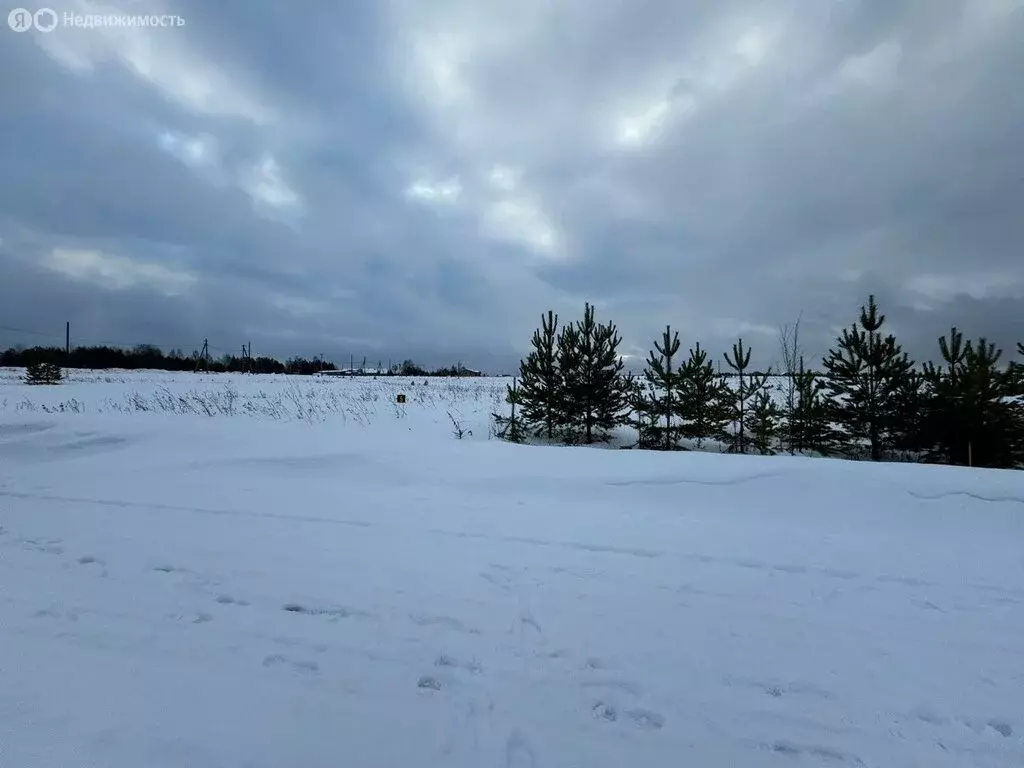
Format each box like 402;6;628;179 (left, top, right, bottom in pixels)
0;344;479;378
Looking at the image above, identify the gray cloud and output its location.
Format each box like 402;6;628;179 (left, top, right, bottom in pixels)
1;0;1022;372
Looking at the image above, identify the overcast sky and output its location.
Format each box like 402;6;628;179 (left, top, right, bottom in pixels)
1;0;1022;372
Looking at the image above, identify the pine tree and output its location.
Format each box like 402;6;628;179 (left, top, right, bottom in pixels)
24;361;62;385
493;377;526;443
555;321;582;442
1010;342;1024;395
516;311;562;439
722;338;769;454
920;328;967;465
788;356;831;454
639;326;684;450
822;295;914;460
678;342;730;448
560;303;629;444
922;330;1022;467
888;369;926;458
625;372;660;449
748;389;782;455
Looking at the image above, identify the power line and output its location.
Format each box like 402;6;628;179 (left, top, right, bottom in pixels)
0;323;64;339
0;321;242;356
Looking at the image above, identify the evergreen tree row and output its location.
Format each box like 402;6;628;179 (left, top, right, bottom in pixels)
497;297;1024;469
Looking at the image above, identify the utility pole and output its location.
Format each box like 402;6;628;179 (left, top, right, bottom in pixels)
65;321;70;359
195;338;209;372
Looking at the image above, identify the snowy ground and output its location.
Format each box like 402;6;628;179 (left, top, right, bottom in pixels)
1;371;1023;767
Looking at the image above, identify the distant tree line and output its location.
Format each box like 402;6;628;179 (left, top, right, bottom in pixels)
1;344;484;379
0;344;335;375
391;360;483;377
495;297;1024;470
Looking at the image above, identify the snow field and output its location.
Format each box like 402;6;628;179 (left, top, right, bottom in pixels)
0;370;1022;767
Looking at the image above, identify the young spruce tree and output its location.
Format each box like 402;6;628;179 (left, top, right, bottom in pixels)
516;311;562;439
822;295;914;460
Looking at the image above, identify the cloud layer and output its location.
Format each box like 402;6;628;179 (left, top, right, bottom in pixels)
2;0;1022;370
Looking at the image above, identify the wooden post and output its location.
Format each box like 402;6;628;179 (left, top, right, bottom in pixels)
968;441;973;468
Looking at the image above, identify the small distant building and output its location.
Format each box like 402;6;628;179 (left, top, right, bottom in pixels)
315;367;389;377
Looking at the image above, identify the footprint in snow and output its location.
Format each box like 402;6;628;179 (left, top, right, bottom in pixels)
434;653;483;674
987;719;1013;738
767;741;865;766
284;602;370;620
505;730;537;768
216;594;248;606
76;555;109;576
417;675;443;691
166;611;214;624
410;612;477;633
263;654;319;674
626;709;665;730
20;537;64;555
